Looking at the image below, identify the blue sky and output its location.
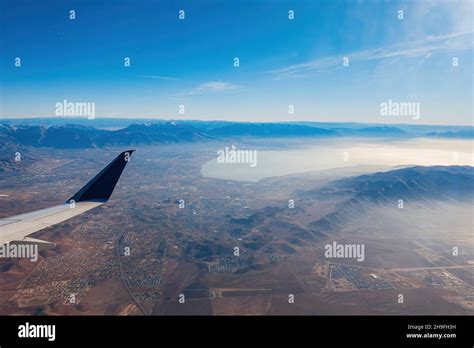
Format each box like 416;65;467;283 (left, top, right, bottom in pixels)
0;0;472;125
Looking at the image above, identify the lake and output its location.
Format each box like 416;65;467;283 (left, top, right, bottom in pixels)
200;138;474;182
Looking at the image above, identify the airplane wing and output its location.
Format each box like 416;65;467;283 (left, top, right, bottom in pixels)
0;150;134;250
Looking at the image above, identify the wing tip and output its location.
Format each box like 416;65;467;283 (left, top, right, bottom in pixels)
67;150;135;203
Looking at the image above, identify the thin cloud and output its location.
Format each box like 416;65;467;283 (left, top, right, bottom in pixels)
130;74;178;81
183;81;244;95
273;31;474;79
142;75;178;81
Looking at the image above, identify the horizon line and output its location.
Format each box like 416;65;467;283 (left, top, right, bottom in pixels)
0;116;473;128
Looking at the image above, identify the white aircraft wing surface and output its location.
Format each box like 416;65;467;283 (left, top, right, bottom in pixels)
0;150;134;249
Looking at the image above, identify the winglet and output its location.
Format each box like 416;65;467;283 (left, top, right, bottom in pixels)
67;150;135;203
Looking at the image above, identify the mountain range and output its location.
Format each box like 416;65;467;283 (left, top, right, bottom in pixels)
227;165;474;250
1;121;472;150
306;165;474;233
0;123;212;150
